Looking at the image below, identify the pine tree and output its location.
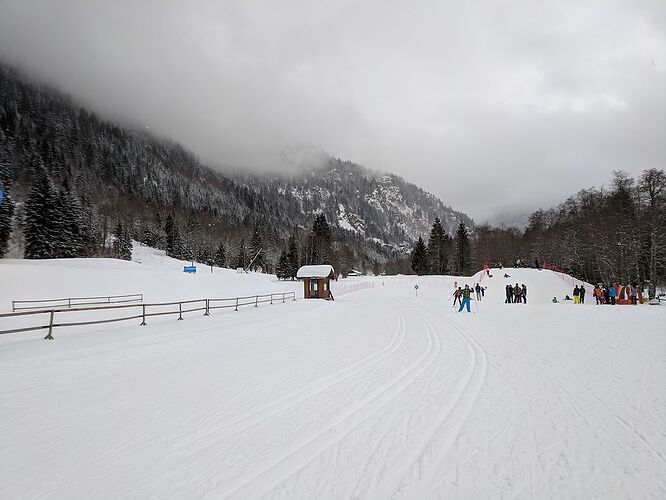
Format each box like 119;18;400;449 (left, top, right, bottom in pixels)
411;236;428;275
276;250;290;280
310;213;333;264
214;241;227;268
23;172;58;259
54;186;84;258
426;217;449;275
121;228;132;261
287;233;299;280
455;221;470;275
113;220;124;259
235;238;247;269
0;187;14;258
248;227;265;271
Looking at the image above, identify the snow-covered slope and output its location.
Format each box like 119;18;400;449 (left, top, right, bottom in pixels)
1;255;664;499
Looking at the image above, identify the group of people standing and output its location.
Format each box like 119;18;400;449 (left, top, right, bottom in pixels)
505;283;528;304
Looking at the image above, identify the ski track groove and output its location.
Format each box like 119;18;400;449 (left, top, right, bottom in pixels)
381;305;487;499
218;309;441;499
171;308;407;453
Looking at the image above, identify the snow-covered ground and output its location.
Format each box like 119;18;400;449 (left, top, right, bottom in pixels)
1;250;664;499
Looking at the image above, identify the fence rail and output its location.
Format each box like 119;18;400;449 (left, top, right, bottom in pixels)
11;293;144;312
0;292;296;340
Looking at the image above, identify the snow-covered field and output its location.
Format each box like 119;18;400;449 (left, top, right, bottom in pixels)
1;249;664;499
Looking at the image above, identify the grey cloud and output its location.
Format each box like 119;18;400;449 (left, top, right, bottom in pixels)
0;0;664;221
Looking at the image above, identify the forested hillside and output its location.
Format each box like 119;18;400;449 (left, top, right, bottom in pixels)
0;64;471;275
471;170;666;292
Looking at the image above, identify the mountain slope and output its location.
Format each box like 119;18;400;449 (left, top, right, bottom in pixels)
0;64;472;268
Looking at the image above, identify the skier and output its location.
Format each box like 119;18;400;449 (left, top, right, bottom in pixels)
593;285;602;305
475;283;482;301
573;285;580;304
608;283;616;305
458;285;472;312
453;287;462;307
579;285;586;304
521;284;527;304
481;286;485;298
534;257;540;270
505;284;513;303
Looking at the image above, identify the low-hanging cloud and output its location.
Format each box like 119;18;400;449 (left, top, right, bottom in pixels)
0;0;664;221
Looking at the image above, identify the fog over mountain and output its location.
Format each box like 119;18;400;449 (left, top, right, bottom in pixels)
0;0;664;220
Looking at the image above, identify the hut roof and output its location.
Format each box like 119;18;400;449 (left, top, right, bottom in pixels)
297;265;335;279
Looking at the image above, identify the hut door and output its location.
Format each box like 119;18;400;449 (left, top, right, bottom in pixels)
310;279;318;298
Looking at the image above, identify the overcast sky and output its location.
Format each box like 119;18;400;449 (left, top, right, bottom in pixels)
0;0;664;221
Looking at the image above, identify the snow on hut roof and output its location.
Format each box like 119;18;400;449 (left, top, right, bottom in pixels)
297;265;335;279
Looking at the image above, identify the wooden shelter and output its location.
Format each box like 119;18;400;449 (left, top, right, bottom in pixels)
297;265;335;300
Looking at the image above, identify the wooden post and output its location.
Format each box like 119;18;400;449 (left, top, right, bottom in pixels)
140;304;147;326
255;295;258;308
270;294;273;305
68;297;71;308
44;310;55;340
204;299;210;316
282;293;285;303
235;298;238;311
178;302;183;320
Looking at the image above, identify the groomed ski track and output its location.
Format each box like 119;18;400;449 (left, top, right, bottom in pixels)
1;272;664;499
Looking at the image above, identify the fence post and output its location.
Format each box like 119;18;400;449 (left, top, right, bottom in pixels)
292;292;296;302
270;294;273;305
140;304;146;326
68;297;71;308
178;302;184;320
235;298;238;311
44;310;55;340
204;299;210;316
282;293;285;303
255;295;258;308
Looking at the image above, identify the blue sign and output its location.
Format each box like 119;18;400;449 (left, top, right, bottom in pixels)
0;187;4;205
183;265;197;273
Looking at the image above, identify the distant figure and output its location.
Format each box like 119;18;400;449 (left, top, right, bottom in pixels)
505;284;513;303
593;285;602;305
608;284;616;305
603;286;610;304
481;286;485;298
630;284;638;305
516;258;522;268
475;283;482;300
453;287;462;307
499;262;503;270
514;283;522;304
535;257;540;269
573;285;581;304
504;272;511;278
579;285;586;304
458;285;472;313
521;284;527;304
552;296;559;303
564;295;572;301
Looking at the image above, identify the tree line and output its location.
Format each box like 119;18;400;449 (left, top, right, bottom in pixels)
406;169;666;294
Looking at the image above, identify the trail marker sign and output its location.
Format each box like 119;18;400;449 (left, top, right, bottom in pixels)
183;265;197;273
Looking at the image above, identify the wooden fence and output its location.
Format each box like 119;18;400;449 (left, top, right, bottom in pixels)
0;292;296;340
12;293;144;312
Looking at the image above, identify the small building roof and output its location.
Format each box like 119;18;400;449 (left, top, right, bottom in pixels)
297;265;335;279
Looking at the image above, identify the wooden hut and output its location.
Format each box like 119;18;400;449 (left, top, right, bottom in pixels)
297;265;335;300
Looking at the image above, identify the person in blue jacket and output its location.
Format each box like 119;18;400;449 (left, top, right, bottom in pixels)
458;285;472;312
608;284;617;305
